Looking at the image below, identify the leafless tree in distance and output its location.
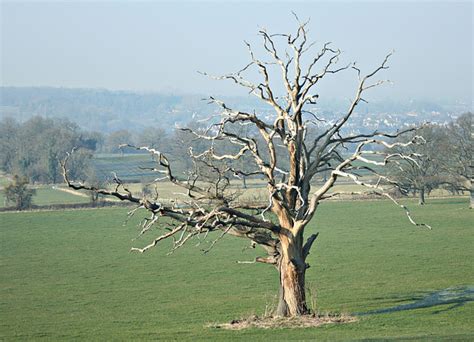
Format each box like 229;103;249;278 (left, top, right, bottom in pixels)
62;17;430;317
442;112;473;208
386;125;446;205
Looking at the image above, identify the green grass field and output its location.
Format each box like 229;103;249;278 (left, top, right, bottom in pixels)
1;198;473;340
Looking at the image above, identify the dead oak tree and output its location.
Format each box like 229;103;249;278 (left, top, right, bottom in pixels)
62;18;430;317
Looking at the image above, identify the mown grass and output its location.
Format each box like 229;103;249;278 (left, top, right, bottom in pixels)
0;198;473;340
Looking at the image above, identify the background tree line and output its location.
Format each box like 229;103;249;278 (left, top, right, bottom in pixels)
387;112;472;207
1;113;471;208
0;116;100;184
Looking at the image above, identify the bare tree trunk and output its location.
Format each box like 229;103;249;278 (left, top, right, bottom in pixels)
90;191;99;207
470;188;473;209
275;234;308;317
418;188;425;205
469;177;474;209
242;176;247;189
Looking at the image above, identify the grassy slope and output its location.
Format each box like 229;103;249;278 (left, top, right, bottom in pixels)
0;198;472;340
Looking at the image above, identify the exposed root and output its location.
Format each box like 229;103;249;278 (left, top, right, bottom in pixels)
207;312;357;330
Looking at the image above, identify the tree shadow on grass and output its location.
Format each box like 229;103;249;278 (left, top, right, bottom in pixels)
358;286;474;316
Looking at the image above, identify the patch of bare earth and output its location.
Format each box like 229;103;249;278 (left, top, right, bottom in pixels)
207;313;357;330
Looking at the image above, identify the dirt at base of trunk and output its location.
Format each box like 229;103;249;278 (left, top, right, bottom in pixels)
207;313;357;330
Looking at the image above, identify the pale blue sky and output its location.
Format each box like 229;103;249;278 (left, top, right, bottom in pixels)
1;1;472;102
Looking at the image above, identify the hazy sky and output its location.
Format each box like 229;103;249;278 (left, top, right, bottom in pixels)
1;1;472;102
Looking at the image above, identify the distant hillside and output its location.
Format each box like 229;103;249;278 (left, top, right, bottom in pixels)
0;87;469;133
0;87;213;133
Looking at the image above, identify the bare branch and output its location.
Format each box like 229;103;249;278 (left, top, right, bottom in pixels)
131;223;187;253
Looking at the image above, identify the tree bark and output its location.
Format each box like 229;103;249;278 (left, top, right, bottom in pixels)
418;188;425;205
275;234;308;317
276;282;288;317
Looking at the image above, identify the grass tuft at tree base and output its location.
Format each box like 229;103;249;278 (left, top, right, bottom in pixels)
208;312;357;330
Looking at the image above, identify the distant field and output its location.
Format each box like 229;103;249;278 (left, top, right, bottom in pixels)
0;161;462;211
91;152;387;182
96;179;371;205
92;153;157;182
0;179;461;211
101;179;457;206
31;187;91;206
1;198;472;340
0;186;90;208
0;171;91;208
91;153;460;203
0;173;11;187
